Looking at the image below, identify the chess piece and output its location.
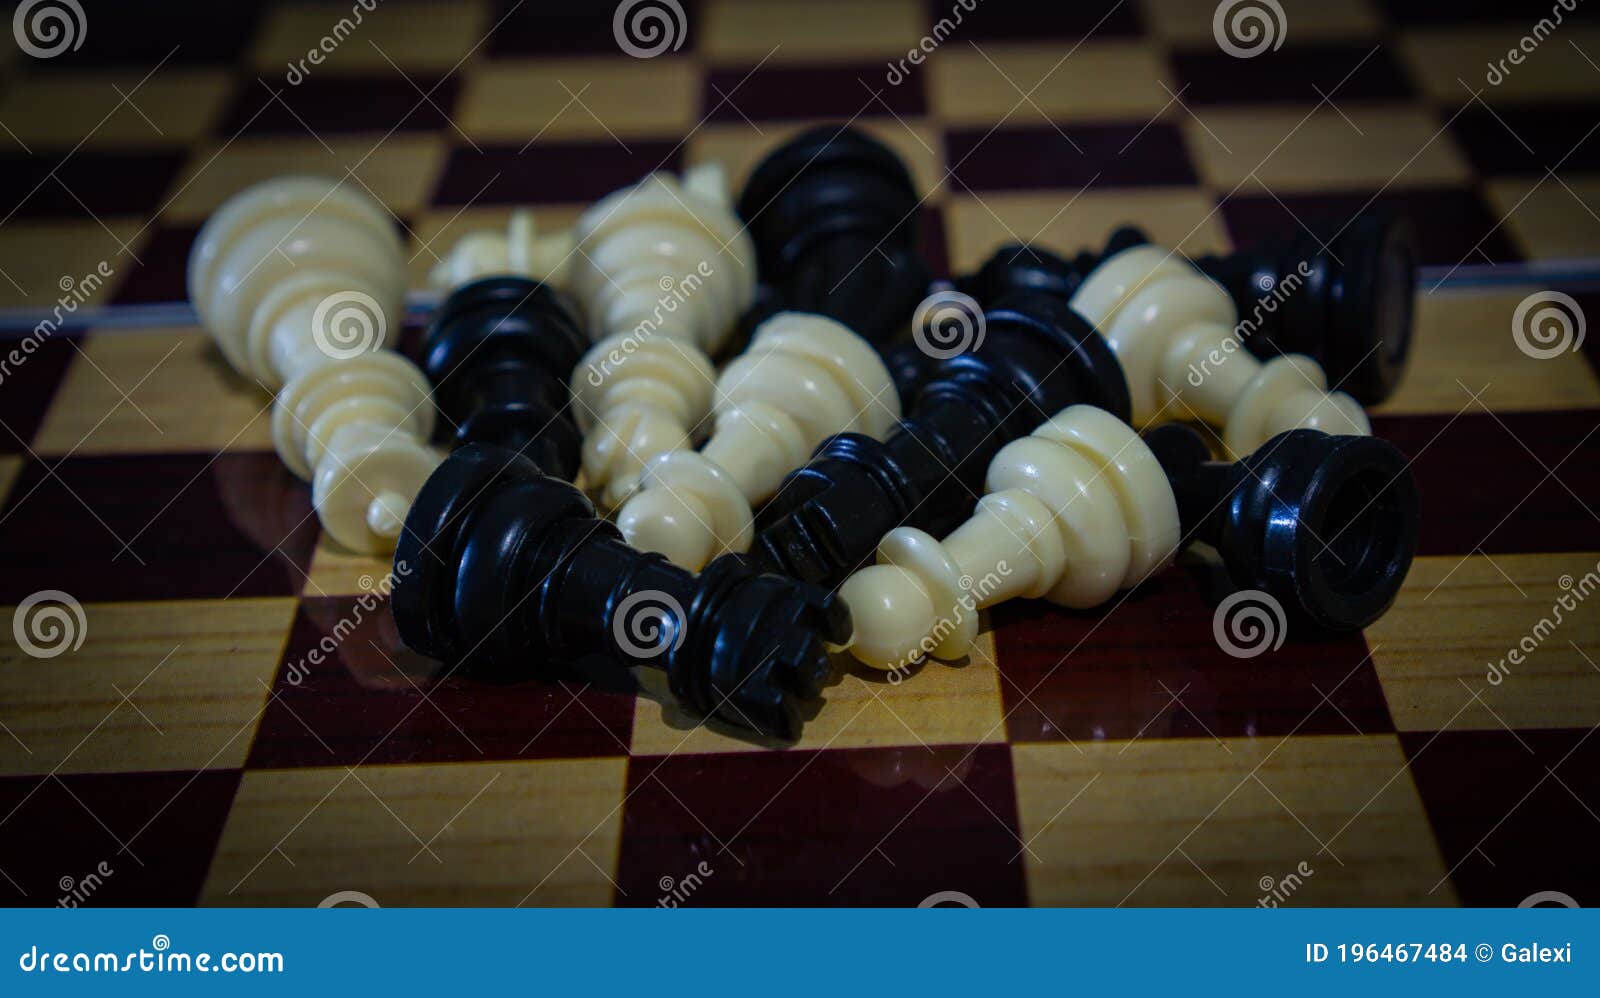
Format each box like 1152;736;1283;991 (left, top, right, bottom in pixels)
615;312;901;570
392;444;851;739
420;276;589;481
748;292;1132;589
839;405;1419;670
565;163;757;506
427;209;572;290
962;213;1416;404
188;176;439;554
737;125;932;350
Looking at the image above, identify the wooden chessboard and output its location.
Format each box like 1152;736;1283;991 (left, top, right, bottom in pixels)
0;0;1597;908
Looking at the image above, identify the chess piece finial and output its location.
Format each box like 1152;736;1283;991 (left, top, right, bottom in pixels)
615;312;901;570
839;405;1420;670
1066;243;1370;457
737;125;932;349
427;209;573;290
567;163;757;505
748;293;1131;589
189;176;441;554
391;444;851;739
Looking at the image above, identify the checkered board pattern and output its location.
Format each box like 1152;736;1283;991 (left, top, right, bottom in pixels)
0;0;1597;908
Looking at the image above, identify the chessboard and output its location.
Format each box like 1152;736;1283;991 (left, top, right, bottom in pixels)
0;0;1597;908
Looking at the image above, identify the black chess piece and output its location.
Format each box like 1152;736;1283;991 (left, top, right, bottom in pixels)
737;125;932;357
960;214;1417;405
391;444;851;739
419;276;588;481
748;292;1132;589
1144;422;1420;632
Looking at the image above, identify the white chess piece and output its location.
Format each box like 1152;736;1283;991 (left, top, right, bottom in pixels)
1068;244;1369;457
427;209;573;291
188;176;440;554
566;162;757;506
836;406;1182;671
615;313;901;570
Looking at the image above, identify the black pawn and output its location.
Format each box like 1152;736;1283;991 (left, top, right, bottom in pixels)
391;444;851;740
419;276;588;480
960;214;1418;406
1143;423;1420;632
749;292;1131;589
737;125;932;352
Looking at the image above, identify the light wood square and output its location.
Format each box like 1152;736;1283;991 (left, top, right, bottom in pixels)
0;221;145;309
630;616;1006;754
943;188;1231;273
202;758;627;906
32;329;275;456
1014;734;1455;906
458;57;699;143
0;456;20;502
700;0;928;63
1187;107;1472;193
930;42;1173;126
1368;553;1600;733
1400;25;1600;105
1375;288;1600;415
1488;174;1600;261
688;119;947;203
1138;0;1382;43
0;597;297;777
0;70;232;149
251;0;493;75
162;135;446;222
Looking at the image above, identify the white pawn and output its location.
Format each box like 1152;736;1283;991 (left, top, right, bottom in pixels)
188;176;440;554
615;313;901;570
427;209;573;291
837;406;1181;671
1068;243;1369;457
566;162;757;506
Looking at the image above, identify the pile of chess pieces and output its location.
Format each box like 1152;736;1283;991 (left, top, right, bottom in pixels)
187;125;1422;741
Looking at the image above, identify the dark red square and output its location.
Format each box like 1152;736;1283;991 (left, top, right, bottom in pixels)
1403;728;1600;907
246;595;635;768
1450;101;1600;178
0;769;241;907
992;565;1393;743
487;0;700;57
217;76;462;137
702;64;925;123
0;451;318;603
0;333;79;454
1371;410;1600;556
946;124;1197;193
1171;44;1415;106
615;743;1028;906
432;142;684;206
18;1;262;69
109;223;199;305
1220;189;1523;267
948;0;1143;40
0;151;184;221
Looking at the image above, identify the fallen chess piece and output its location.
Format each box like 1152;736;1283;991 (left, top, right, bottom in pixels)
963;213;1417;405
187;176;439;554
749;292;1131;589
837;405;1419;672
737;125;933;357
391;443;850;740
564;163;757;507
614;312;901;570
